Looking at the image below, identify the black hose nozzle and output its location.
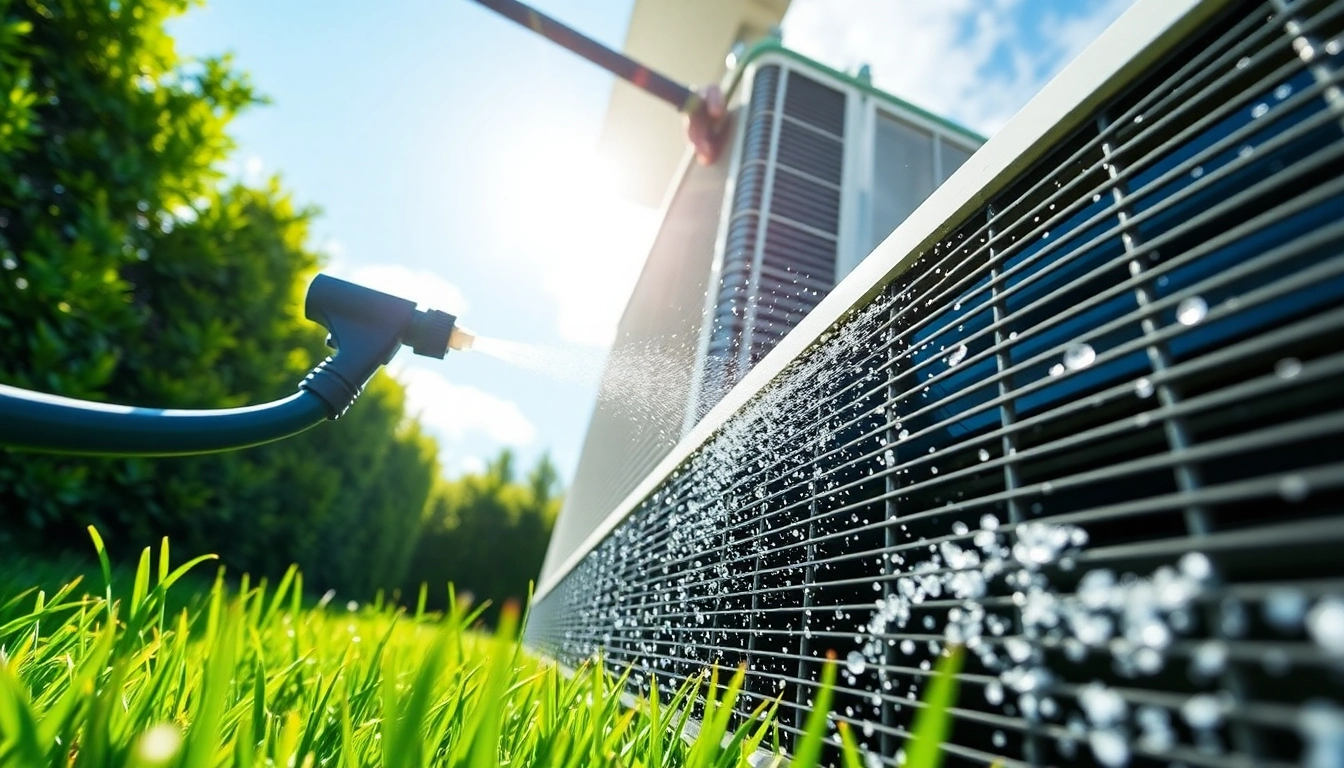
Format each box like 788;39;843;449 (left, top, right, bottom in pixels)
301;274;465;419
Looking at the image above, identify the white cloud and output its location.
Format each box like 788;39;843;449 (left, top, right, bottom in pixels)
393;365;536;447
453;454;488;477
318;237;345;260
782;0;1137;135
329;263;469;316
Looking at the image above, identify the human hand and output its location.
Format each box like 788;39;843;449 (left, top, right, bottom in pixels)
684;83;727;165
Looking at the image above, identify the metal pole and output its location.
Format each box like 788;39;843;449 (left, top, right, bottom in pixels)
467;0;702;114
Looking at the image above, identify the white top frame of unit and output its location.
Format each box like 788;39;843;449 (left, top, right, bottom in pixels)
536;0;1233;602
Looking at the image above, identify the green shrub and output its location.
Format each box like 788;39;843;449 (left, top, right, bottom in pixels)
404;450;560;622
0;0;438;597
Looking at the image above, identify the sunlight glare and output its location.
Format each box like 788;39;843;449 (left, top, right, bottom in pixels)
490;129;659;347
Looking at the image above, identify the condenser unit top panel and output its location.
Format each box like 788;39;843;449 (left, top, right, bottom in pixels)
732;39;987;146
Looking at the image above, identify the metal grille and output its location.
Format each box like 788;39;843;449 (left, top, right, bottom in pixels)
530;1;1344;766
699;66;847;417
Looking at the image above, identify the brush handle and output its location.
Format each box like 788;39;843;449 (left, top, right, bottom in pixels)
469;0;700;113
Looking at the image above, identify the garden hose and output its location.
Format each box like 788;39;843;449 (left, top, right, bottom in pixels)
0;273;469;457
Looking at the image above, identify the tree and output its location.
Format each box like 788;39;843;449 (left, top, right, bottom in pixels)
404;450;562;622
0;0;439;596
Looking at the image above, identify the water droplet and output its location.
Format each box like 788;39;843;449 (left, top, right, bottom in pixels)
1251;102;1269;118
992;730;1006;747
1179;551;1212;581
1088;728;1130;767
1004;636;1032;663
1307;597;1344;655
985;680;1004;705
1274;83;1293;100
136;723;183;763
1176;296;1208;326
1279;474;1310;502
846;650;867;674
1191;165;1205;179
898;429;909;440
1080;683;1127;726
1063;343;1096;371
1181;694;1224;730
1264;588;1308;632
946;344;968;367
978;448;991;462
1049;363;1065;377
1221;597;1249;637
1275;357;1303;379
1298;699;1344;768
1136;705;1175;752
1191;640;1228;678
1134;377;1154;398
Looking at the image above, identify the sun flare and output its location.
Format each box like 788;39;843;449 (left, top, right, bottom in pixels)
489;130;660;347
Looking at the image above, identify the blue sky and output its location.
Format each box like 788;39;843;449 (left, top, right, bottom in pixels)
170;0;1134;483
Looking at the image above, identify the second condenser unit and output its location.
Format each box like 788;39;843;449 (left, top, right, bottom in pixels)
543;42;984;584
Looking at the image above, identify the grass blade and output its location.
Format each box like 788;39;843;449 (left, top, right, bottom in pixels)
791;652;838;768
904;645;965;768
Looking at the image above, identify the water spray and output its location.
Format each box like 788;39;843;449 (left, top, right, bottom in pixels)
0;273;473;457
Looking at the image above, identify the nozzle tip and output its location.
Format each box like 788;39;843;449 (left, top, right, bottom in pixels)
449;326;475;352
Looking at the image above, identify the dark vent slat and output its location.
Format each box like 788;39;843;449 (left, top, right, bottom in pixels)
783;71;848;136
698;67;848;414
776;121;845;184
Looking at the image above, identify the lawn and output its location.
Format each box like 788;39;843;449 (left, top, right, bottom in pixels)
0;530;958;767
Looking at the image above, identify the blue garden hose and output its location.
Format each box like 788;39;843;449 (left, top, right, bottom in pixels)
0;386;330;456
0;273;471;457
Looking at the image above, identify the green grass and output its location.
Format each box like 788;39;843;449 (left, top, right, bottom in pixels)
0;530;962;767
